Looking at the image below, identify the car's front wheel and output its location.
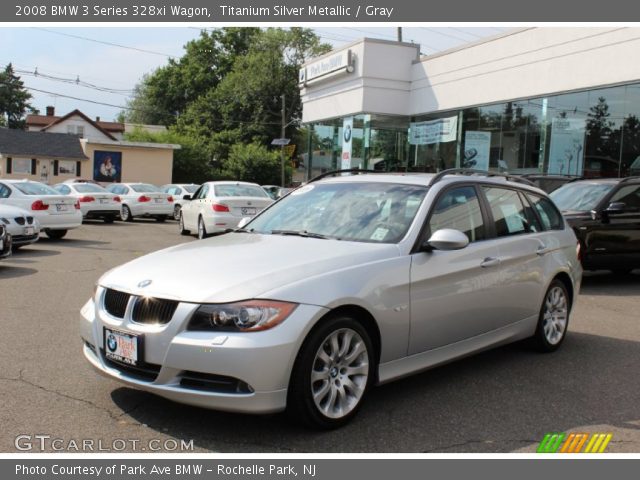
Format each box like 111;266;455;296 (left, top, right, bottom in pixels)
531;279;570;352
121;205;133;222
287;316;374;429
178;212;190;236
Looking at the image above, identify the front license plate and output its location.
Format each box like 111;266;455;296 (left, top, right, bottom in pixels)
24;226;35;235
241;207;256;216
104;328;140;366
55;204;68;212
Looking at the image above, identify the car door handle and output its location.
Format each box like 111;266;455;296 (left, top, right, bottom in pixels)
480;257;501;268
536;245;551;256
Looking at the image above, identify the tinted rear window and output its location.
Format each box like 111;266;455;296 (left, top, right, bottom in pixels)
214;185;269;198
13;182;60;196
526;193;565;230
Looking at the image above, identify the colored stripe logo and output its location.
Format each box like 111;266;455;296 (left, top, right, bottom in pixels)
537;433;612;453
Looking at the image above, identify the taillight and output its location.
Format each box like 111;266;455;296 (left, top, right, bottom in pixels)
79;196;95;203
167;196;174;203
113;196;121;203
212;203;230;212
138;195;151;202
31;200;49;211
74;201;80;210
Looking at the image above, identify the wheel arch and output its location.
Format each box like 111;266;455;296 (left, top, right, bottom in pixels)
552;271;575;310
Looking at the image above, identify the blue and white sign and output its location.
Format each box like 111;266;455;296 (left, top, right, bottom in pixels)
341;116;353;170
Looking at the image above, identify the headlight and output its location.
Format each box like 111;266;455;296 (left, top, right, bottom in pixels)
187;300;298;332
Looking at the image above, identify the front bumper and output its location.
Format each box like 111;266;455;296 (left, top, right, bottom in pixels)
79;294;328;414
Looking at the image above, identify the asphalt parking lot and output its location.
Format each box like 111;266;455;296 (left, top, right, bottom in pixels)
1;220;639;453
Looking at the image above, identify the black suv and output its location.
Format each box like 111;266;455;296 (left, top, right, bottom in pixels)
550;177;640;273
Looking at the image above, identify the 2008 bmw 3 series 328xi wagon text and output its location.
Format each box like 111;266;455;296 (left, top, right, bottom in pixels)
80;169;582;429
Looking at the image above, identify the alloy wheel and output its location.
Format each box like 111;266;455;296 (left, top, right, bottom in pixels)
542;286;568;345
310;328;369;419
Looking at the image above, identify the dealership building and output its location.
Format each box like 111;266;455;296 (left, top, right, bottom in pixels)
298;27;640;179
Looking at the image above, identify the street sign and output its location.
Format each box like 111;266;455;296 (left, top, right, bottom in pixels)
271;138;291;146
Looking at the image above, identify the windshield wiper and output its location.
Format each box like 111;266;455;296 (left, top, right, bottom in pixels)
270;229;331;239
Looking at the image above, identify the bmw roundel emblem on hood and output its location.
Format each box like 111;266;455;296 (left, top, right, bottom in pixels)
137;279;152;288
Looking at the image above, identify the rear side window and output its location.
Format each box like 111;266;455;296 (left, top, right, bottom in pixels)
428;186;485;242
482;187;531;237
526;193;565;230
0;184;10;198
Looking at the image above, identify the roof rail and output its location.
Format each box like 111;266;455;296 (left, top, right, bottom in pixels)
427;168;537;187
306;168;380;184
619;175;640;184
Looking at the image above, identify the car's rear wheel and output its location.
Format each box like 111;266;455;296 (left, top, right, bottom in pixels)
121;205;133;222
45;229;67;240
173;205;181;221
531;279;570;352
287;316;374;429
197;216;208;239
179;212;190;236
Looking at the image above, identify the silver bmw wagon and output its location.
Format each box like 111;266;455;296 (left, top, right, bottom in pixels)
80;170;582;428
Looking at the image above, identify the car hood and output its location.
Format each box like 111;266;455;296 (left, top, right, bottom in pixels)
99;233;401;304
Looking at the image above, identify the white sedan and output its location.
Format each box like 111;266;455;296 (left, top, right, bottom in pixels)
161;183;200;220
53;182;122;223
0;180;82;239
0;204;40;249
179;181;273;239
105;183;174;222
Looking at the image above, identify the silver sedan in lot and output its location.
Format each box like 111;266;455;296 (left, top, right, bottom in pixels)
81;170;582;428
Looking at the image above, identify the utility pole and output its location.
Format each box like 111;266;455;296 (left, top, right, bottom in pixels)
281;94;286;187
397;27;402;42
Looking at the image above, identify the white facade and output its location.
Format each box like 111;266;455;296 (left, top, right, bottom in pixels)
301;27;640;122
42;113;121;141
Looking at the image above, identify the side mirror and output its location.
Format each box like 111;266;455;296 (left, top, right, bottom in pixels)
183;195;192;200
237;217;251;229
424;229;469;251
605;202;627;215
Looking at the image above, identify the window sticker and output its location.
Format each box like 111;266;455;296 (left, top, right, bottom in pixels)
500;204;525;233
370;227;389;241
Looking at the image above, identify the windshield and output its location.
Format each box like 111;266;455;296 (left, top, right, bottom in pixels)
13;182;60;196
214;184;269;198
74;184;107;193
550;183;614;211
247;182;428;243
131;184;160;193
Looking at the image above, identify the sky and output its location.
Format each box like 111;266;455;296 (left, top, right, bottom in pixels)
0;26;511;122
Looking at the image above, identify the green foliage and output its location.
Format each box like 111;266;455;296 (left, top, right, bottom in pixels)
0;63;36;129
223;143;288;185
124;28;330;183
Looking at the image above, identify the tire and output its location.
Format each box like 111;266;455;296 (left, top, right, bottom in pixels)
530;279;570;352
103;216;115;224
45;229;67;240
287;316;374;429
173;205;181;221
121;205;133;222
178;213;190;236
197;216;208;240
155;215;167;223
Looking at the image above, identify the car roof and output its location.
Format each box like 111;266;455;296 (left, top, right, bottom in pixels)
205;181;261;186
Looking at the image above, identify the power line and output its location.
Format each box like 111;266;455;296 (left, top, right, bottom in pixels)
16;69;135;96
32;28;177;59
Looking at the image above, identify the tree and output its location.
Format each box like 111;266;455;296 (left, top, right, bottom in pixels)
0;63;36;129
223;142;287;185
124;28;261;126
